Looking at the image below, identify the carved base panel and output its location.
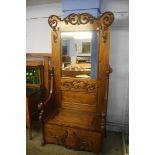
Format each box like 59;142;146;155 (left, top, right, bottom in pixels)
44;123;103;153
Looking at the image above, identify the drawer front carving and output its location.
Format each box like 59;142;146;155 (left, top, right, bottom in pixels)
49;130;68;146
44;124;101;152
72;131;93;151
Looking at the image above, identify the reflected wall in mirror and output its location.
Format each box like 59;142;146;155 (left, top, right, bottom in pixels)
61;31;98;79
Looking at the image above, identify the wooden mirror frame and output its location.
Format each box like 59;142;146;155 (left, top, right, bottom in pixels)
48;12;114;110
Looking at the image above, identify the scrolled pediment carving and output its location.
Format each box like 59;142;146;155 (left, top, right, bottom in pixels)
48;12;114;30
100;11;114;28
48;12;114;43
48;15;61;43
48;15;61;30
100;12;114;43
64;13;96;25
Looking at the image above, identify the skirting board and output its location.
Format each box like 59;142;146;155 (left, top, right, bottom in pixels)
106;121;129;133
122;132;129;155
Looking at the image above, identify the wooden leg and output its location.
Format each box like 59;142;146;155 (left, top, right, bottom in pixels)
103;124;107;138
27;97;32;140
41;140;45;146
104;128;107;138
29;128;32;140
40;121;45;146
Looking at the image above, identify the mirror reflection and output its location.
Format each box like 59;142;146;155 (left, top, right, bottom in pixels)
61;31;98;79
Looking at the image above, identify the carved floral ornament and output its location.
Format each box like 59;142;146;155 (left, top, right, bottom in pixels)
64;13;96;25
61;80;97;92
48;12;114;30
48;15;61;31
100;12;114;43
49;130;93;150
48;12;114;43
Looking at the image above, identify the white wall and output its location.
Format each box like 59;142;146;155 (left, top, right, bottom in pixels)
107;27;129;132
26;0;129;132
101;0;129;132
26;2;62;52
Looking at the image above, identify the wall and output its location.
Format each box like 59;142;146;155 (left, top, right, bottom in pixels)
26;2;62;52
107;27;129;132
101;0;129;132
26;0;129;132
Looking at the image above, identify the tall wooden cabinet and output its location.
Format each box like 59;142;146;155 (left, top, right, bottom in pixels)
39;12;114;154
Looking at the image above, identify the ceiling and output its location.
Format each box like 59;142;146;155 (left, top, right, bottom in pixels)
27;0;61;6
26;0;129;27
27;0;128;7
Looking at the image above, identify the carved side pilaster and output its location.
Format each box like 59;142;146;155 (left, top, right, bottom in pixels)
39;109;44;121
92;113;106;130
48;15;60;30
48;15;61;43
99;12;114;43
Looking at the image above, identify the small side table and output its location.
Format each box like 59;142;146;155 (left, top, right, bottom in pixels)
26;88;42;140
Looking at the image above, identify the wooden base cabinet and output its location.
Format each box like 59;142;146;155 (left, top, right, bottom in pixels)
44;123;102;153
39;12;114;154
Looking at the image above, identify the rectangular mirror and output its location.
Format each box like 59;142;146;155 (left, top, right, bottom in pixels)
61;31;98;79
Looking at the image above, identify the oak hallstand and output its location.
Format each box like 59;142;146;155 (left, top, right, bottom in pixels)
38;12;114;155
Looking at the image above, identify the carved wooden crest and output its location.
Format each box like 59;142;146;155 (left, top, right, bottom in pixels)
99;12;114;28
64;13;96;25
48;12;114;28
99;12;114;43
48;15;61;43
48;15;61;31
48;12;114;43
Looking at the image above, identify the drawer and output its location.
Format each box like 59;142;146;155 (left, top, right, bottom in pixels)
44;124;102;153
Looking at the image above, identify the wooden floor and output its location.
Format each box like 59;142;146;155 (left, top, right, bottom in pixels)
26;122;124;155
